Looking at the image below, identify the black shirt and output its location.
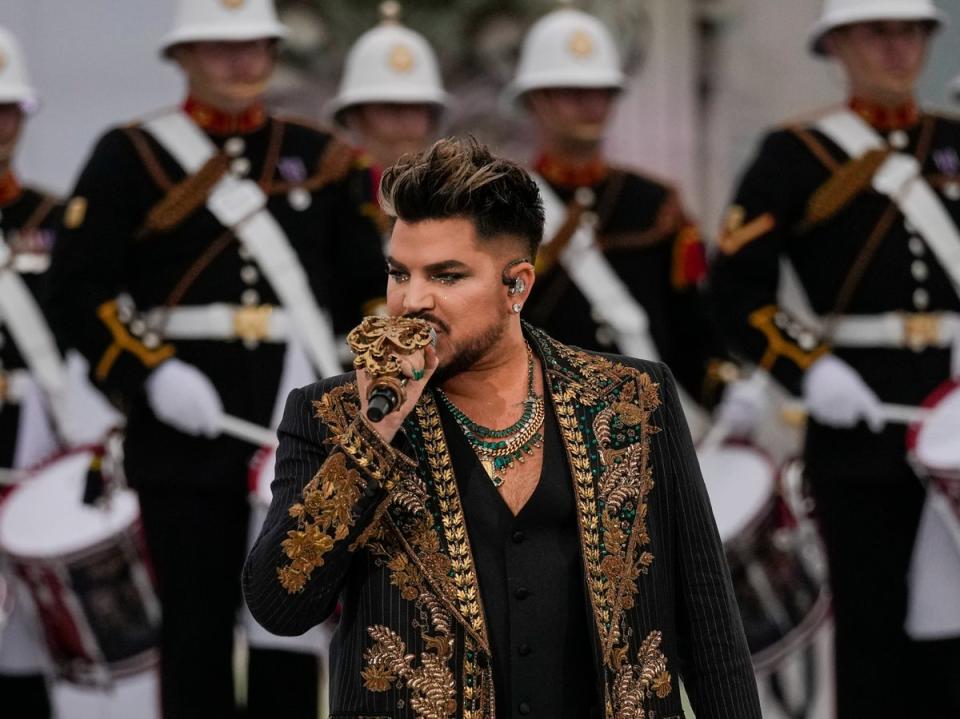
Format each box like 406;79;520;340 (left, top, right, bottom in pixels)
437;390;600;718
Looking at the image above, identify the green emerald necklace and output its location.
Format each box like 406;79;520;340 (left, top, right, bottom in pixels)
436;344;544;487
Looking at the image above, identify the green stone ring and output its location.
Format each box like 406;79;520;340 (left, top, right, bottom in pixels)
412;368;425;381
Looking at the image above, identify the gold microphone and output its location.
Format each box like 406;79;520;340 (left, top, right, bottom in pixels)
346;316;436;422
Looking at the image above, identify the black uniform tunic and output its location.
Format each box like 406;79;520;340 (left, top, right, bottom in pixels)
526;159;733;410
438;391;600;718
709;101;960;717
46;100;386;719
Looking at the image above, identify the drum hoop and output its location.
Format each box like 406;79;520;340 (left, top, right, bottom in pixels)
906;378;960;468
751;590;832;674
2;516;143;565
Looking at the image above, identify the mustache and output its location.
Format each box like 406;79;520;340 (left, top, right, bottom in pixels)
404;312;449;335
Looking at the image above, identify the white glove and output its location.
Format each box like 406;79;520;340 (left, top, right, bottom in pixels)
145;359;223;438
802;354;884;431
58;351;124;447
713;377;767;438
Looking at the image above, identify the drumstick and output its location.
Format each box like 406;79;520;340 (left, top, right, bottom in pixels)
879;404;931;426
221;414;278;448
783;402;930;424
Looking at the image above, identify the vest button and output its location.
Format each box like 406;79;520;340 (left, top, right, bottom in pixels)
514;586;530;600
518;702;531;715
518;643;531;657
512;530;525;544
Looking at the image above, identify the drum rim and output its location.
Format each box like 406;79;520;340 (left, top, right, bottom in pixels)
907;378;960;478
750;589;832;674
0;452;138;559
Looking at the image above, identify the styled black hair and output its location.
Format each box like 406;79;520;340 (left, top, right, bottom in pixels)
379;136;545;259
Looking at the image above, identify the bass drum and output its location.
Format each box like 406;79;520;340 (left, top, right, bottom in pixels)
242;445;336;654
698;443;829;672
904;379;960;640
0;450;159;685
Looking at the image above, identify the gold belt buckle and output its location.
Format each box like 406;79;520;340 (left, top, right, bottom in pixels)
903;313;940;352
233;305;273;347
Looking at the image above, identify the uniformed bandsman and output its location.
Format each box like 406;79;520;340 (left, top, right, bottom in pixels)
709;0;960;715
0;24;59;719
326;1;449;236
505;6;760;435
47;1;386;717
0;24;122;717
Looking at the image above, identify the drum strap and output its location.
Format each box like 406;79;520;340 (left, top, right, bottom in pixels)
0;231;69;429
815;110;960;298
533;173;707;430
140;111;342;378
533;172;660;362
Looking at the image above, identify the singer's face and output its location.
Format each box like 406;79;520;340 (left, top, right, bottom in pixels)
386;217;520;378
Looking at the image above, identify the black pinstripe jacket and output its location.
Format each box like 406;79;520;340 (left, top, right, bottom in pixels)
243;327;761;719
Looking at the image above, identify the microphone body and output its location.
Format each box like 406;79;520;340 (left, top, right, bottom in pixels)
366;389;397;423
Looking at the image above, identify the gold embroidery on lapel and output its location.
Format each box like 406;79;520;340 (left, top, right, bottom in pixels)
414;395;490;650
610;630;672;719
540;332;673;715
361;625;457;719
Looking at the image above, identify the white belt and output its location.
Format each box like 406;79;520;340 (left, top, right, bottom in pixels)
146;304;290;344
829;312;960;351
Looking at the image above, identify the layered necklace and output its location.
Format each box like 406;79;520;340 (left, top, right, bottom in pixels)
436;345;544;487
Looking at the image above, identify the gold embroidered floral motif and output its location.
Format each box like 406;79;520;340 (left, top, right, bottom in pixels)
362;625;457;719
278;452;364;593
611;631;673;719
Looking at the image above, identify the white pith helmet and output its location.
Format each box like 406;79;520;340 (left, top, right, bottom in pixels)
160;0;288;58
325;2;449;127
503;6;624;108
808;0;947;56
0;26;38;112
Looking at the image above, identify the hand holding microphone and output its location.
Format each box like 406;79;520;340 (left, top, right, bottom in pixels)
347;316;439;443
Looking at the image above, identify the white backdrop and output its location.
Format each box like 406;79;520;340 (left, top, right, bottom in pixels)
3;0;960;222
4;1;182;195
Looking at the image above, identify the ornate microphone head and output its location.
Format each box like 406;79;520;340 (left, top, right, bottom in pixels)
346;316;435;379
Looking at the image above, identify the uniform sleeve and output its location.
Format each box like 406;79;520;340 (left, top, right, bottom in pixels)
658;214;738;410
242;384;415;636
628;185;734;410
655;364;762;718
708;129;830;396
47;129;175;404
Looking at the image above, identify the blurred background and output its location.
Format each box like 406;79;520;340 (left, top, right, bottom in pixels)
5;0;960;238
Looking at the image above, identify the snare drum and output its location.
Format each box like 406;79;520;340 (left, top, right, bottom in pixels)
0;450;160;685
242;446;335;655
904;379;960;640
698;443;829;672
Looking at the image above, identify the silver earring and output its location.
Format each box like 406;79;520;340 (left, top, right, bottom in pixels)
509;278;526;296
512;303;522;314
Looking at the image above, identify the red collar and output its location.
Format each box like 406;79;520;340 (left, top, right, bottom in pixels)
182;96;267;135
0;170;22;207
534;153;608;188
848;97;920;131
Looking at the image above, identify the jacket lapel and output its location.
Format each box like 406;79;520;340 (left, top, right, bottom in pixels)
532;327;663;671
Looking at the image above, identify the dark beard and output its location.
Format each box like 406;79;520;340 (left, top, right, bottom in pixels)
429;319;506;386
